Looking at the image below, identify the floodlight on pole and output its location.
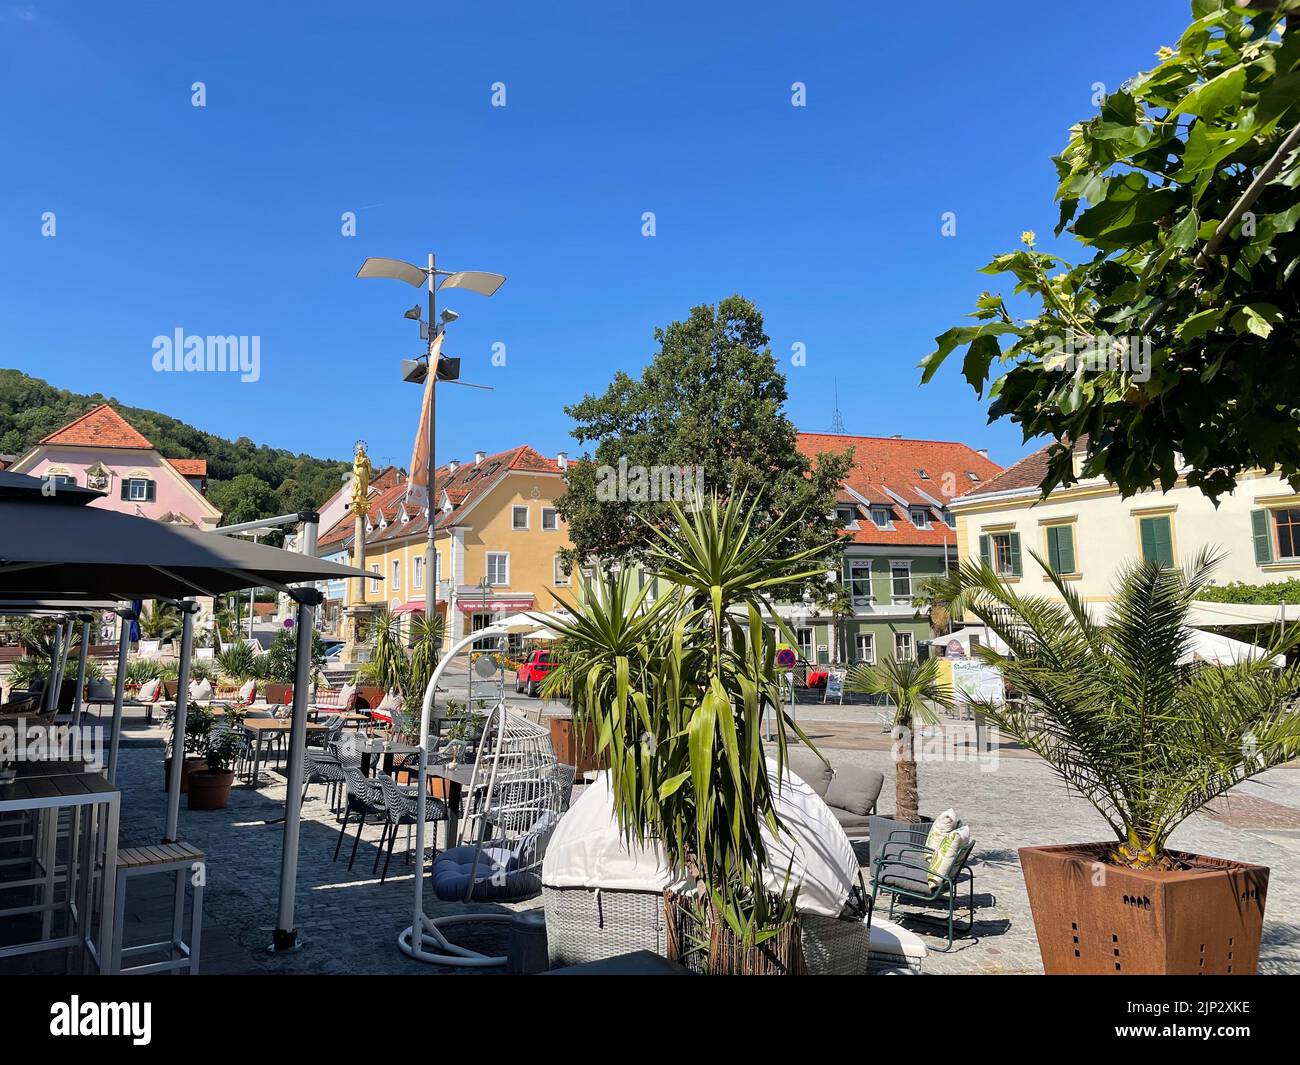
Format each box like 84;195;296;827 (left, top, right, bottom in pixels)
355;251;506;631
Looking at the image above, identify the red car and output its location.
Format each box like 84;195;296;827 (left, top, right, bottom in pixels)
515;650;555;696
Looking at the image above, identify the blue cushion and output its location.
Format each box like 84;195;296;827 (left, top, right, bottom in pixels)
432;843;541;902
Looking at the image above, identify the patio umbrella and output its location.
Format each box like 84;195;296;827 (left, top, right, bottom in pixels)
0;497;365;598
0;476;377;953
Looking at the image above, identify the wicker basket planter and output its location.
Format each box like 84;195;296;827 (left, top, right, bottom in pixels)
543;886;669;967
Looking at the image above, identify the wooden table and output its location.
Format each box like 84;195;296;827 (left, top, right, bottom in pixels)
241;719;327;785
0;760;120;973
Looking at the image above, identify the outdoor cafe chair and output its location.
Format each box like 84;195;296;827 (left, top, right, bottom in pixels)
302;749;347;813
334;767;387;872
374;773;449;884
869;828;976;952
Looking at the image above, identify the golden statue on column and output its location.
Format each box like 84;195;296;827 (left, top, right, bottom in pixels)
341;440;376;663
350;440;375;516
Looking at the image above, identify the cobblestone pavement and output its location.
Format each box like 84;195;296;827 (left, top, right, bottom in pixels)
108;707;1300;975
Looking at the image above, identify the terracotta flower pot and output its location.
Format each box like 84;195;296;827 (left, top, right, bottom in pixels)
163;756;208;793
1019;842;1269;975
187;769;236;811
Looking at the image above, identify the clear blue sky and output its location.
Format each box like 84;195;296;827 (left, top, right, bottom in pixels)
1;0;1192;474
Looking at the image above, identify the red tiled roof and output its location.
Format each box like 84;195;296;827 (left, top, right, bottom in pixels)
40;404;153;449
317;445;565;549
951;435;1087;502
797;432;1003;546
167;458;207;477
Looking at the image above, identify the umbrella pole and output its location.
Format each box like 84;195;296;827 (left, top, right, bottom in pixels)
273;589;322;952
72;616;91;728
107;609;131;784
43;621;64;715
164;602;197;843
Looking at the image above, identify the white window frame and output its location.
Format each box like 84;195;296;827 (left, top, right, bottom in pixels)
890;561;912;604
895;631;915;661
412;555;423;589
391;559;401;592
836;504;856;527
127;478;149;502
855;632;875;664
910;507;930;529
486;552;510;586
553;554;571;586
511;505;529;530
847;560;872;604
795;627;814;661
990;532;1016;576
369;564;381;594
870;506;891;529
541;507;559;531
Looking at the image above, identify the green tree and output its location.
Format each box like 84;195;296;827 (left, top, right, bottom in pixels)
556;295;851;602
921;1;1300;501
208;473;279;526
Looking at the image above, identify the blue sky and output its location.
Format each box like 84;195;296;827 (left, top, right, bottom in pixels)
1;1;1192;474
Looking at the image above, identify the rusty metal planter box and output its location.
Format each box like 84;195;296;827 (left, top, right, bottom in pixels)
1019;842;1268;975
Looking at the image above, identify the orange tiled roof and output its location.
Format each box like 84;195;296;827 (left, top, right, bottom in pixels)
951;435;1088;502
316;445;565;549
167;458;207;477
40;404;153;449
797;432;1003;546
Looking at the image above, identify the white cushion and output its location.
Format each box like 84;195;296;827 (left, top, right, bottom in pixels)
377;689;405;713
928;824;971;887
924;808;959;851
338;682;357;707
238;679;257;702
138;678;161;702
189;677;213;701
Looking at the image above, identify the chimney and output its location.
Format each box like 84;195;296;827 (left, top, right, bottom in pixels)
447;459;459;475
556;451;568;470
474;450;485;465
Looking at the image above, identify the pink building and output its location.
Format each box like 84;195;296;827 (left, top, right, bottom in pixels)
9;404;221;528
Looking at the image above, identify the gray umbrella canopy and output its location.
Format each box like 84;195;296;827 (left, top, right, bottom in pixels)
0;469;103;506
0;497;374;599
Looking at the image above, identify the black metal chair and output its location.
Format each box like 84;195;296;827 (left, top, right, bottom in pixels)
374;773;449;884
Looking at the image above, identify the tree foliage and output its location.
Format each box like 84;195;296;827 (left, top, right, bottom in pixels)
0;369;348;523
921;1;1300;501
1197;576;1300;603
556;296;851;602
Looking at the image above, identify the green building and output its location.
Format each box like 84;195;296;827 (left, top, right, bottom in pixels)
779;432;1004;667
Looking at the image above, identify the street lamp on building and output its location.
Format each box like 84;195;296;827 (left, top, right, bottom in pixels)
356;253;506;621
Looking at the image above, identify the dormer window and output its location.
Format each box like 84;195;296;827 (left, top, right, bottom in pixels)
870;506;891;529
916;468;930;480
836;504;856;527
966;471;981;483
910;507;931;529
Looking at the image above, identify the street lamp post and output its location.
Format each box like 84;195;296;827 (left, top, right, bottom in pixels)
356;253;505;631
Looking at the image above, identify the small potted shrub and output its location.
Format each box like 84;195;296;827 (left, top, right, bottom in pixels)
957;551;1300;974
188;720;242;811
163;707;212;793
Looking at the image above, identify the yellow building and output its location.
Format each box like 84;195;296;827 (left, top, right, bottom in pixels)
317;446;574;649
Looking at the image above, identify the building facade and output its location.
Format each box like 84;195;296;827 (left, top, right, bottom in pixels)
9;403;220;528
783;433;1004;667
948;439;1300;604
316;446;574;648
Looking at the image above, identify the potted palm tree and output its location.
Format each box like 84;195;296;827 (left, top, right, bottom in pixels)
548;492;835;974
846;656;953;863
955;550;1300;974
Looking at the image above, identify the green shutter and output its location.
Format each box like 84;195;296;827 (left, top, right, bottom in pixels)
1047;524;1076;574
1251;509;1274;565
1009;532;1023;576
978;534;991;567
120;479;130;500
1140;515;1174;568
146;480;157;502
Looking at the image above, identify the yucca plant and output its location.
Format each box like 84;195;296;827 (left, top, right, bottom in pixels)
124;659;165;685
215;641;258;683
548;491;835;955
954;549;1300;870
846;656;952;823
